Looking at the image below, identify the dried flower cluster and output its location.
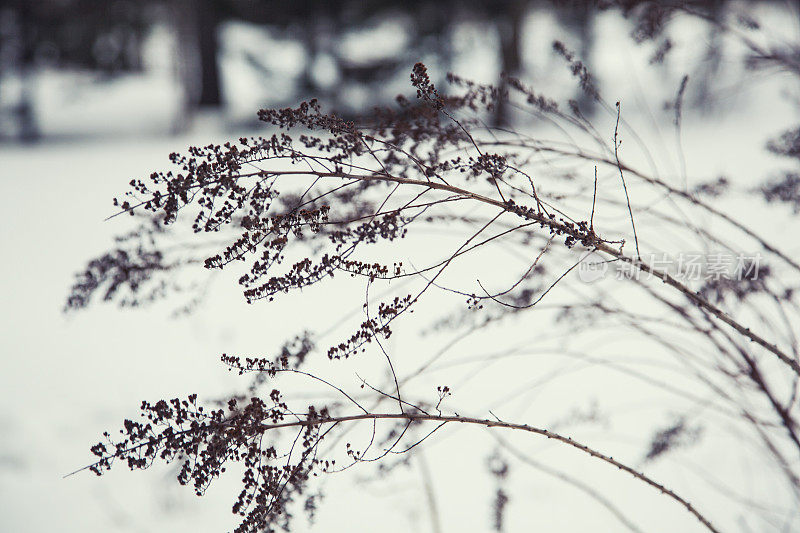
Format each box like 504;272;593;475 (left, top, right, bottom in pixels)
67;9;800;531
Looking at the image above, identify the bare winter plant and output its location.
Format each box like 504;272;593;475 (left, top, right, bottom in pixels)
66;4;800;533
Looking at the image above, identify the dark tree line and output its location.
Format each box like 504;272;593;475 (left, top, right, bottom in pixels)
0;0;787;141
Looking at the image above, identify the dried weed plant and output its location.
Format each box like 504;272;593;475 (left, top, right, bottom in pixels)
65;4;800;532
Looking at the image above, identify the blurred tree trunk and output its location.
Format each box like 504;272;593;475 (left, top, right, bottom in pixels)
15;2;40;142
694;0;724;112
172;0;223;132
16;75;39;143
495;0;525;128
196;0;222;107
557;1;594;115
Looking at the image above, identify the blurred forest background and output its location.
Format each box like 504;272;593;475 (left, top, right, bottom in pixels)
1;0;795;142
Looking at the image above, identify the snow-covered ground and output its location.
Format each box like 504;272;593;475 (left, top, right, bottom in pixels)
1;6;800;533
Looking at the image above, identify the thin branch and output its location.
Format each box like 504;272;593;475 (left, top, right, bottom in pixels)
591;165;598;231
416;451;444;533
493;434;646;533
614;102;641;259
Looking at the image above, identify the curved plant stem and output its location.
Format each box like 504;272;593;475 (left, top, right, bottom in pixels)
256;412;722;533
